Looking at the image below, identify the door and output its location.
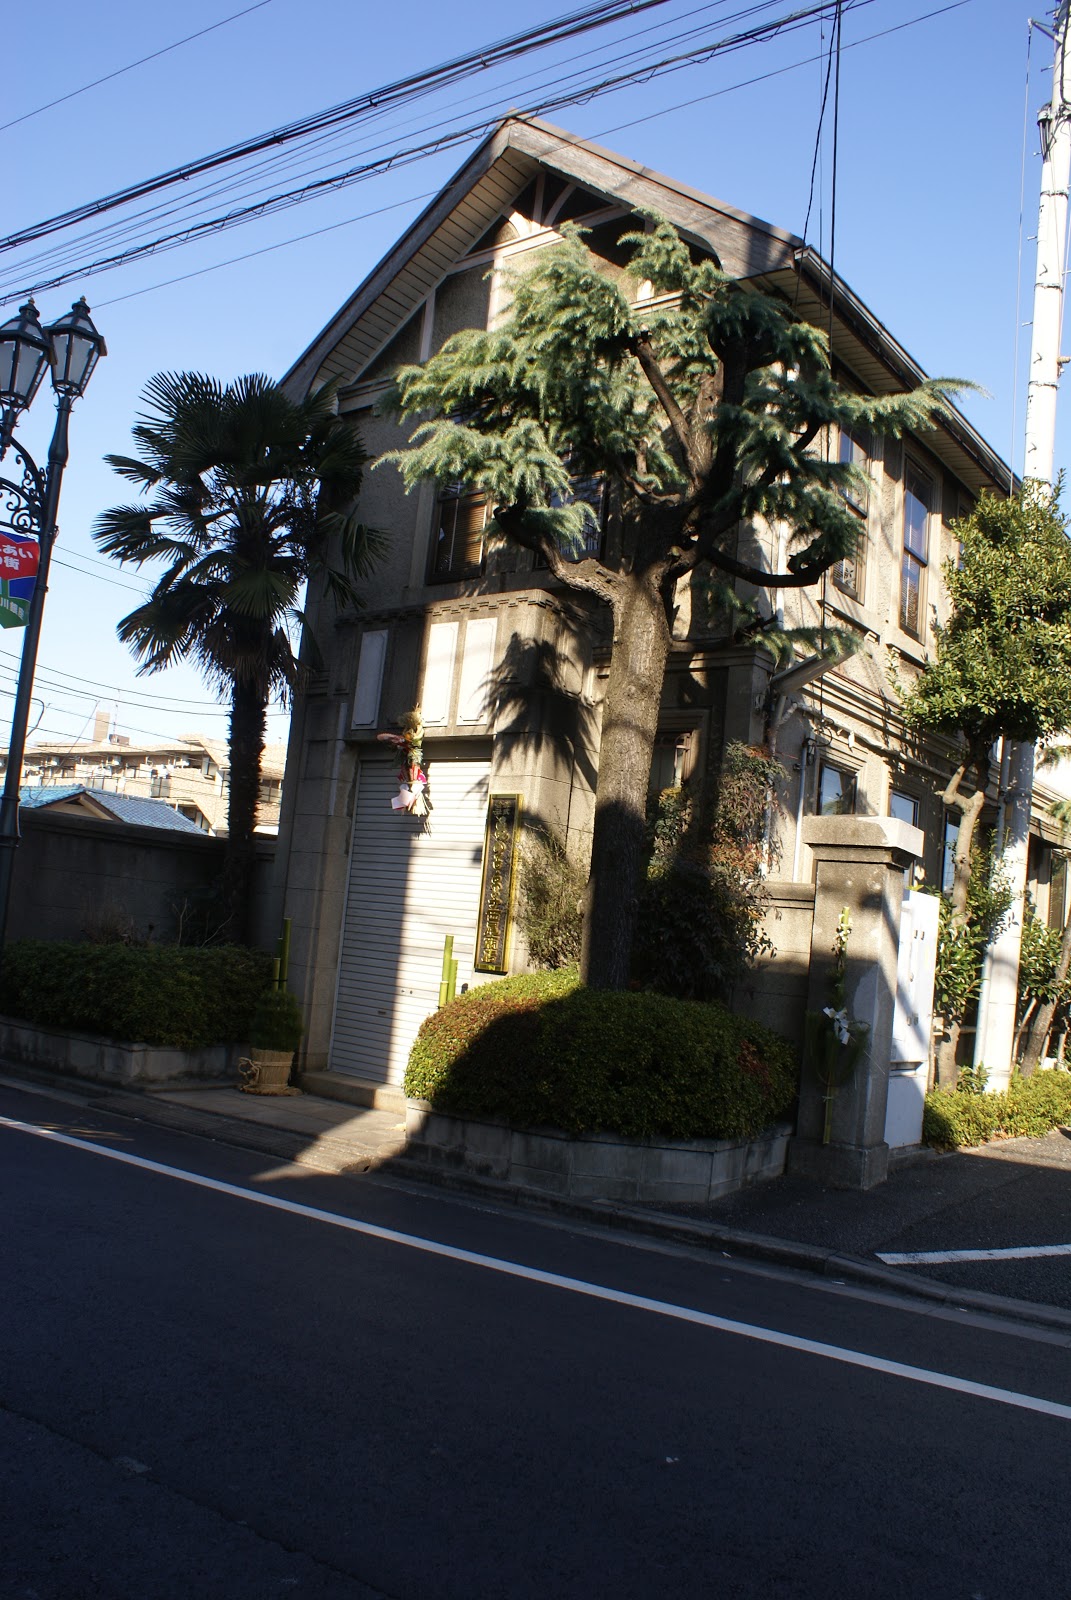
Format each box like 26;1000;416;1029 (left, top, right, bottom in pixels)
330;755;491;1085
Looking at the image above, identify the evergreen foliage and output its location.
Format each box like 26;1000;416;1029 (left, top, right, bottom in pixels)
634;744;780;999
404;968;797;1141
95;373;380;936
900;485;1071;755
516;827;586;970
0;941;272;1049
899;485;1071;1082
924;1070;1071;1148
384;215;957;988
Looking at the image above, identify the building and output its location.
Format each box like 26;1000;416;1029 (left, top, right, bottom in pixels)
272;114;1057;1097
5;716;287;835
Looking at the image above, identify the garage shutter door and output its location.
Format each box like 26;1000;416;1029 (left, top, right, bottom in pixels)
330;755;492;1085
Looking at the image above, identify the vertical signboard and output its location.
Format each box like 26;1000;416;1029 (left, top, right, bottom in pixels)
0;533;39;629
474;794;521;974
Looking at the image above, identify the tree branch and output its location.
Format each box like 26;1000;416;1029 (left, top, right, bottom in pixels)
630;330;699;483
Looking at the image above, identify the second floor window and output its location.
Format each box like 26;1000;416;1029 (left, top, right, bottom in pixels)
816;762;857;816
900;463;933;635
833;426;870;600
432;483;489;583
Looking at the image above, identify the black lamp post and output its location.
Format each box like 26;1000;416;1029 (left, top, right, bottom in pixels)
0;297;106;964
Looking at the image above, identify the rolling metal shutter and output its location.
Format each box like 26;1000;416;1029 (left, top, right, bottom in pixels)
329;755;491;1085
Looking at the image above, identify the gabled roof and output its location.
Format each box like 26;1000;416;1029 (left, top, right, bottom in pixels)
19;784;205;833
283;114;1010;498
283;114;800;399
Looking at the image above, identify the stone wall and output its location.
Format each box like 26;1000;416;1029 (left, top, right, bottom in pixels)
10;809;276;948
735;880;817;1049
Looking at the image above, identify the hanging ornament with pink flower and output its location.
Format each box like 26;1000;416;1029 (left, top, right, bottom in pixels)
377;707;429;816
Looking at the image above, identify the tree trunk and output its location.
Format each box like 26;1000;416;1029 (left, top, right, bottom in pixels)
1021;912;1071;1075
223;678;267;944
935;781;987;1088
581;573;671;990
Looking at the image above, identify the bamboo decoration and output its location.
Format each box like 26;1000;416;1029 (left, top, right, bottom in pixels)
439;935;455;1009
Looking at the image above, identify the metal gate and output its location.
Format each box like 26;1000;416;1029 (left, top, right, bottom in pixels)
329;755;491;1085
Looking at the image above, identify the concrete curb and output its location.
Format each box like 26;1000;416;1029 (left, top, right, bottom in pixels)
379;1154;1071;1335
6;1061;1071;1336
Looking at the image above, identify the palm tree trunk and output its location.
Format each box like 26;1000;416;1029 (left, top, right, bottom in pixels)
1022;913;1071;1075
581;572;670;990
223;678;267;943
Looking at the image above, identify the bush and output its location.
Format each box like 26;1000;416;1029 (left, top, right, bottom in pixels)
515;828;585;970
405;968;797;1141
0;941;273;1049
923;1070;1071;1148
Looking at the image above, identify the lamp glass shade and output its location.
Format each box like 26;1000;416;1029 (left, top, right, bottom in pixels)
0;301;51;412
46;298;106;398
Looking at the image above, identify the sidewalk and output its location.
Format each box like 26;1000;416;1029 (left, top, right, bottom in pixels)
6;1063;1071;1329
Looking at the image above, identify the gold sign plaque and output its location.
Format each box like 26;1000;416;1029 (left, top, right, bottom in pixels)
474;794;522;974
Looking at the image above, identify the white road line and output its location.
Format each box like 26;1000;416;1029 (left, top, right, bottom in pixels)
6;1112;1071;1425
878;1243;1071;1265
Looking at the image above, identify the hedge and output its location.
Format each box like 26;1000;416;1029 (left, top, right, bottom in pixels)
0;941;274;1050
405;969;797;1141
923;1071;1071;1149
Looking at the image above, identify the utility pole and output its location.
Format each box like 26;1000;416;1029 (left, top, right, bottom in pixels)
975;2;1071;1087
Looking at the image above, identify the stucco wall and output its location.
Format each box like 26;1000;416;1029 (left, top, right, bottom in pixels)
11;810;276;948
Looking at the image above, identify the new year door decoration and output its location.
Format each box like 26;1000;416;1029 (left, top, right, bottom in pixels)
376;707;429;816
0;442;44;629
474;794;521;974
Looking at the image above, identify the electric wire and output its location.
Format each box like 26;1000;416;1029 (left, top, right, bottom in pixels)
0;0;677;257
0;1;276;136
2;0;876;303
0;0;795;292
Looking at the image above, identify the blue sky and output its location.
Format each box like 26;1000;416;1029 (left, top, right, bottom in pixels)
2;0;1051;751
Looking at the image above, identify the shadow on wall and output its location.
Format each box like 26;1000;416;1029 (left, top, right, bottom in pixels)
480;630;599;794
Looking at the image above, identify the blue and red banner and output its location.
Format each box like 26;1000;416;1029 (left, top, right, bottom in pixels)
0;533;39;629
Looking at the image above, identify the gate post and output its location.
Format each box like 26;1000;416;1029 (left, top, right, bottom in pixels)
788;816;924;1190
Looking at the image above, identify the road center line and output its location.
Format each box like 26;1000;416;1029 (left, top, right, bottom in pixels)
6;1112;1071;1425
878;1243;1071;1265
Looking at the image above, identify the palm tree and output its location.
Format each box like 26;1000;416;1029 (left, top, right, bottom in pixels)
96;371;380;937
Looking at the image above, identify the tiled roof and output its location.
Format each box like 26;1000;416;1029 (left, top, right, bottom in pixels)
19;784;205;834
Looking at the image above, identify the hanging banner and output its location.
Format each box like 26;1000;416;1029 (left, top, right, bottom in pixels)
0;533;39;630
474;794;522;974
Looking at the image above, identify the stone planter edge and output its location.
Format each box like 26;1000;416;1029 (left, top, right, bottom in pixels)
0;1014;237;1088
403;1099;791;1204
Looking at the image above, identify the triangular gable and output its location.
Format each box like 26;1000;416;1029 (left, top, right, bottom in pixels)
282;114;800;401
282;113;1011;498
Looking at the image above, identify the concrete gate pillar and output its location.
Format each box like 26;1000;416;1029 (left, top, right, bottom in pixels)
788;815;924;1190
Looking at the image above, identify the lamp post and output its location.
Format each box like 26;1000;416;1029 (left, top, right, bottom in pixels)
0;296;106;965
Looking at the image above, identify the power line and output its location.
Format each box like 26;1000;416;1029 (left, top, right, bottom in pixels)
2;0;874;304
0;1;275;136
1;0;746;293
0;645;233;710
0;0;673;257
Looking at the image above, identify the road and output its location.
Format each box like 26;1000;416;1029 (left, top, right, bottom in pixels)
2;1078;1070;1600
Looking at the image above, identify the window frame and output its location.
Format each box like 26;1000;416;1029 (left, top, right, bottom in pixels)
900;460;933;637
429;481;490;584
815;761;858;817
831;425;872;604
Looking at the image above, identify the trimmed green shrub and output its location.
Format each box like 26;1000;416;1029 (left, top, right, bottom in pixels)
923;1071;1071;1149
0;941;273;1049
405;968;797;1141
250;987;304;1052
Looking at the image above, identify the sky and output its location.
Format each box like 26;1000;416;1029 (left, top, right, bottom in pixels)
1;0;1054;755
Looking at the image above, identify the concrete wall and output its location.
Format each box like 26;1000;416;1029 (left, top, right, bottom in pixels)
736;881;817;1049
10;809;276;948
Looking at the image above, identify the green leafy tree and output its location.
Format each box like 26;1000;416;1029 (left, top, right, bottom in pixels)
900;485;1071;1083
96;372;379;937
387;218;954;988
1021;779;1071;1074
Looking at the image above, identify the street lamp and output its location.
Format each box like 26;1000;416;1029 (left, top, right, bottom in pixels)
0;296;106;963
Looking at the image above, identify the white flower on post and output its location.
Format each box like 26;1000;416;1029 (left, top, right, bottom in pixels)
823;1006;851;1046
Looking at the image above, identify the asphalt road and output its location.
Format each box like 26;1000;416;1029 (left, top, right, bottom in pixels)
2;1079;1070;1600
